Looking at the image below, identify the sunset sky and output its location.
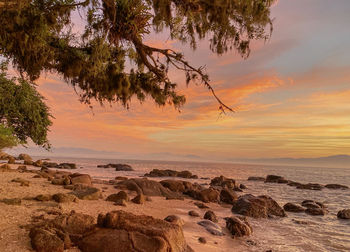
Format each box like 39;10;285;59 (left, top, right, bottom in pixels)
15;0;350;161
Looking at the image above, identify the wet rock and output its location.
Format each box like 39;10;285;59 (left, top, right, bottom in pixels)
220;188;238;204
248;176;265;181
265;175;286;183
131;194;145;204
115;178;181;198
296;183;323;190
69;174;92;186
35;194;52;202
106;191;129;202
197;220;224;236
145;169;198;179
231;194;286;218
85;210;193;252
337;209;350;219
287;181;302;187
71;187;101;200
97;163;133;171
198;237;207;244
18;153;32;161
164;215;185;226
188;210;200;217
1;198;21;205
204;210;218;223
24;160;34;165
301;200;325;209
305;208;326;216
195;188;220;203
58;163;77;169
325;184;349;190
210;176;237;190
283;203;305;212
225;216;252;237
52;193;78;203
160;180;186;192
194;202;209;209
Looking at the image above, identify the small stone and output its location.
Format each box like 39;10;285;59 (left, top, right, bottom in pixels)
337;209;350;219
204;210;218;223
188;210;200;217
198;237;207;244
164;215;185;226
283;203;305;212
194;202;209;209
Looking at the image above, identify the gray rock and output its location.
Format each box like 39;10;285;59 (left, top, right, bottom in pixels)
197;220;225;236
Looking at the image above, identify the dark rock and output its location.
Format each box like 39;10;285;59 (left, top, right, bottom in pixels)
305;208;326;216
18;153;32;161
1;198;21;205
33;160;44;167
220;188;238;204
35;194;52;202
337;209;350;219
225;216;252;237
52;193;78;203
164;215;185;226
106;191;129;202
194;202;209;209
197;220;224;236
145;169;197;179
69;173;92;186
29;228;65;252
210;176;237;190
198;237;207;244
160;180;186;192
240;184;247;189
131;194;145;204
0;164;11;170
301;200;325;209
325;184;349;190
71;187;101;200
195;188;220;203
248;176;265;181
231;194;286;218
86;210;193;252
115;176;128;181
283;203;305;212
287;181;302;187
296;183;323;190
97;163;133;171
17;165;27;171
7;156;15;164
188;210;200;217
265;175;286;183
204;210;218;223
51;177;71;186
42;162;59;168
58;163;77;169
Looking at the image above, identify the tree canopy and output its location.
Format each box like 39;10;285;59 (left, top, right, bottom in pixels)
0;0;275;112
0;62;52;149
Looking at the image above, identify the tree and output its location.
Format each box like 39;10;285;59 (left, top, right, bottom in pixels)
0;61;52;149
0;0;275;112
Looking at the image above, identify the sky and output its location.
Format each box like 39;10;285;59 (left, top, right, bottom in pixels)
12;0;350;161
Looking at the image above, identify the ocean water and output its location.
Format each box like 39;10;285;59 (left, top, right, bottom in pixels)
35;157;350;251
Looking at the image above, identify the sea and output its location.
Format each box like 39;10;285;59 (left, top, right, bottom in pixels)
17;157;350;251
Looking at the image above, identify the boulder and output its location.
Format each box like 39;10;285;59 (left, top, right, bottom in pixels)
194;188;220;203
97;163;133;171
287;181;302;187
52;193;78;203
18;153;32;161
7;156;15;164
194;202;209;209
188;211;200;217
198;237;207;244
78;210;193;252
51;177;71;186
220;188;238;204
106;191;129;202
296;183;323;190
283;203;305;212
71;187;101;200
114;199;127;206
29;228;65;252
301;200;325;209
69;174;92;186
225;216;252;237
59;163;77;169
0;164;11;170
145;169;197;179
131;194;145;204
203;210;218;223
164;215;185;226
115;176;128;181
337;209;350;219
197;220;224;236
210;176;236;190
265;175;286;183
231;194;286;218
33;160;44;167
305;208;326;216
35;194;52;202
248;176;265;181
325;184;349;190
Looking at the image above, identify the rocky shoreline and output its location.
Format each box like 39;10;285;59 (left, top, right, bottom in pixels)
0;154;349;251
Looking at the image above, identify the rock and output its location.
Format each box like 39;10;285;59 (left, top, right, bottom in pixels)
51;177;71;186
160;180;186;192
69;174;92;186
35;194;52;202
97;163;133;171
265;175;286;183
296;183;323;190
283;203;305;212
292;219;309;225
325;184;349;190
1;198;21;205
115;176;128;181
231;194;286;218
42;162;59;168
220;188;238;204
287;181;302;187
204;210;218;223
197;220;224;236
115;178;181;198
24;160;34;165
131;194;145;204
64;183;90;191
337;209;350;219
80;210;193;252
0;164;11;170
33;160;44;167
164;215;185;226
195;188;220;203
198;237;207;244
305;208;326;216
11;177;30;186
52;193;78;203
18;153;32;161
240;184;247;189
210;176;237;190
225;216;252;237
71;187;101;200
29;228;65;252
59;163;77;169
194;202;209;209
145;169;197;179
301;200;325;209
106;191;129;202
188;210;200;217
114;199;127;206
248;176;265;181
17;165;27;171
7;156;15;164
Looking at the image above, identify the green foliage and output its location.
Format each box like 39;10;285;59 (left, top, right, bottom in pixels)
0;0;275;111
0;124;18;150
0;62;52;149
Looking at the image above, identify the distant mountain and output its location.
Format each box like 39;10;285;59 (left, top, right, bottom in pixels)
232;155;350;168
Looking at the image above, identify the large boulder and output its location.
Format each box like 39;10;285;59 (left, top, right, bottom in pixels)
195;188;220;203
115;178;182;198
337;209;350;219
69;174;92;186
231;194;286;218
145;169;197;179
220;188;238;204
225;216;252;237
78;210;193;252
